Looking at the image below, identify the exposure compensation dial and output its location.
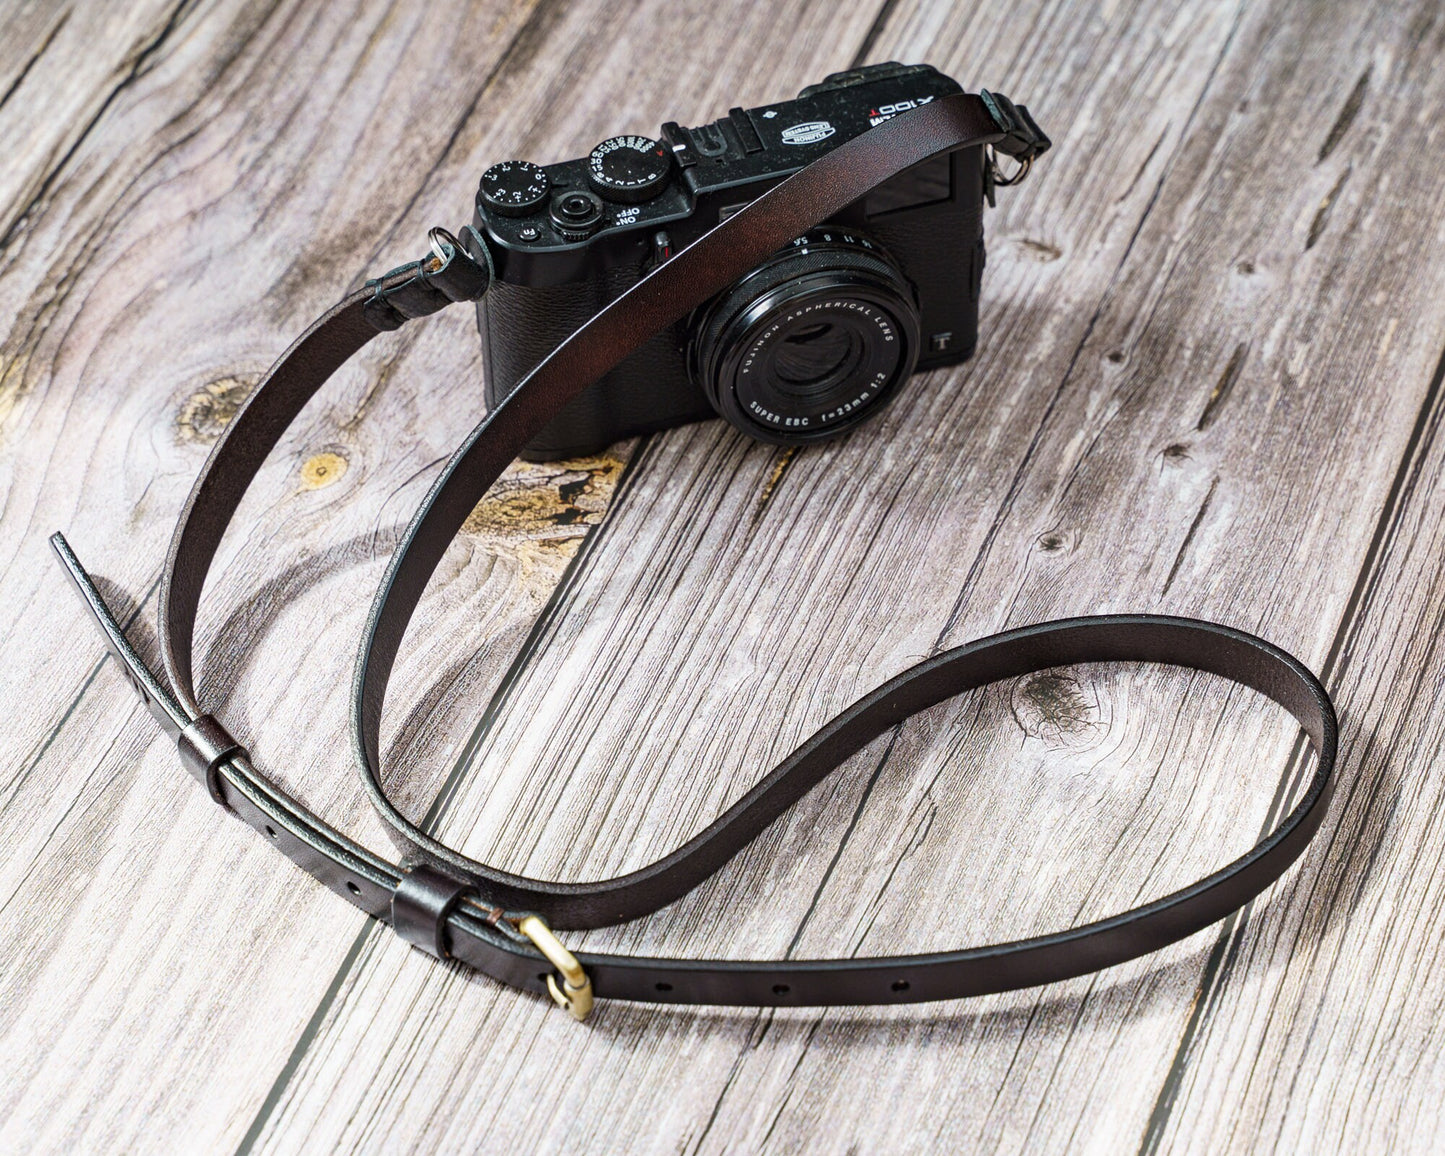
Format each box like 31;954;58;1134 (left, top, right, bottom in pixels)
479;160;550;217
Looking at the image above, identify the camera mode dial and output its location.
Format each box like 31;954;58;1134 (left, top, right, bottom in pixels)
479;161;550;217
586;135;672;203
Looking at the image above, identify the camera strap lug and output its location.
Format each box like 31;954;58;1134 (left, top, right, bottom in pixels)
983;145;1035;208
979;89;1051;206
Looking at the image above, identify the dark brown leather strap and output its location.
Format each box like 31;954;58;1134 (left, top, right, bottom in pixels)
50;92;1337;1016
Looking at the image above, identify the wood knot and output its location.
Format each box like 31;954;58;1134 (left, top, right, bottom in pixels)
176;376;255;444
1010;671;1102;746
1017;237;1062;262
462;452;626;581
300;451;347;490
0;351;31;436
1035;528;1075;554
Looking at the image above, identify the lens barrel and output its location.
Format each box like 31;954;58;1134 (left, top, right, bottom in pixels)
689;230;920;445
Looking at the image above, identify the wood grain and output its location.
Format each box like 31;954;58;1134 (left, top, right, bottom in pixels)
239;0;1445;1153
4;0;1445;1152
0;0;631;1150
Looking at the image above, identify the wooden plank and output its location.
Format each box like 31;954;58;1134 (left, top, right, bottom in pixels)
236;0;1445;1153
1148;373;1445;1155
4;0;1445;1153
0;0;648;1150
0;0;190;247
1143;83;1445;1156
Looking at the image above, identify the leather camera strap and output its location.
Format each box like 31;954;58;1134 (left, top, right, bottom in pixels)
51;92;1336;1019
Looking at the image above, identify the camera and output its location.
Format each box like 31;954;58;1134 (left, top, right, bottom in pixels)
472;62;1041;461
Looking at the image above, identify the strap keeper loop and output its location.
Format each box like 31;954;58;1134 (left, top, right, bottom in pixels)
177;714;246;806
391;864;474;959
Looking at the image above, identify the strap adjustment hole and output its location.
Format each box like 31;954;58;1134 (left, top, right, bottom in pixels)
346;881;361;895
772;984;790;995
891;980;910;992
264;825;276;838
655;982;673;992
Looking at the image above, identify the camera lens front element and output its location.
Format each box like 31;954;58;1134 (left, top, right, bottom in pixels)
771;321;863;394
548;189;605;241
586;135;672;203
689;230;921;445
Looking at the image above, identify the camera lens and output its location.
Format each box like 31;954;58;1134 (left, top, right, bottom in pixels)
689;230;920;444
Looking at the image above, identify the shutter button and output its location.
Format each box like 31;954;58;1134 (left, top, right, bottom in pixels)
549;189;605;240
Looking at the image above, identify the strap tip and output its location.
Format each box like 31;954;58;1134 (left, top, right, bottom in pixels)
49;529;80;570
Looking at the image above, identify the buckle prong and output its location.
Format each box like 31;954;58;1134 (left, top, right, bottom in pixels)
515;914;594;1021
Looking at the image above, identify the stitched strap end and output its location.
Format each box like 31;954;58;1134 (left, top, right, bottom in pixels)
979;89;1051;160
364;226;494;331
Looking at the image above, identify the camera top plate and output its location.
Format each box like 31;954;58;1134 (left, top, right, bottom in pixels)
473;62;966;279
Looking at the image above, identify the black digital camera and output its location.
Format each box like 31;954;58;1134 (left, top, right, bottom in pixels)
473;62;1046;461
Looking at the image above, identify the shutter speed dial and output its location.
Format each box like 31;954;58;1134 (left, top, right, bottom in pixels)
479;160;549;217
586;135;672;203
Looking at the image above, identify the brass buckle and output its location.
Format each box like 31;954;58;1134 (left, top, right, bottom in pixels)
515;915;594;1021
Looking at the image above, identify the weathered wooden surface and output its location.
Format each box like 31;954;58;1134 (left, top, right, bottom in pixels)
3;0;1444;1151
